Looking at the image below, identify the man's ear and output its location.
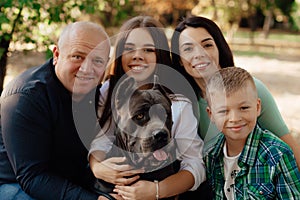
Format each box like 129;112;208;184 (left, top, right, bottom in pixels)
179;59;183;66
52;46;59;65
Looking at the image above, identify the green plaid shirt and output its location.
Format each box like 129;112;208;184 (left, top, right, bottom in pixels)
204;125;300;200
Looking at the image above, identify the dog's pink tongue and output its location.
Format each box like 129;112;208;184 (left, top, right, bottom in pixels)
153;149;168;161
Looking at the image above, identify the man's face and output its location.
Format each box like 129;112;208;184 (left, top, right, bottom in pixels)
53;28;110;100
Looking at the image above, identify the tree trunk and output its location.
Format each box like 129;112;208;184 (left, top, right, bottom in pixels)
0;36;10;95
0;6;23;95
211;0;217;21
263;10;273;39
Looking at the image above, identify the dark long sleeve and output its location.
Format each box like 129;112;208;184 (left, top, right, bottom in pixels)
0;59;99;200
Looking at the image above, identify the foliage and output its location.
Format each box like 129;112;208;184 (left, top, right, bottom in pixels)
191;0;299;31
0;0;133;93
1;0;299;93
96;0;137;28
0;0;99;55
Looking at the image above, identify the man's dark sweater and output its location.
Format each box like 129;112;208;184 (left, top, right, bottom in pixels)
0;59;101;200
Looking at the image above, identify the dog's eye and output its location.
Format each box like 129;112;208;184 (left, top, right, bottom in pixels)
134;113;144;120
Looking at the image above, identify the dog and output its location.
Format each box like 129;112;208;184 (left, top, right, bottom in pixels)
94;76;178;199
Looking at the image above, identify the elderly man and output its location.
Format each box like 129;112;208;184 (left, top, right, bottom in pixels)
0;21;111;200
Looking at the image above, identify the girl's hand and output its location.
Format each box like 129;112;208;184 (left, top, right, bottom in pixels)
91;156;144;185
113;180;156;200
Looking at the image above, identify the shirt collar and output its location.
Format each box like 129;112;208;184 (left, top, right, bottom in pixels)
208;124;263;167
239;124;263;166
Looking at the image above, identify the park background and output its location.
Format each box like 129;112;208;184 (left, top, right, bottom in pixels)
1;0;300;143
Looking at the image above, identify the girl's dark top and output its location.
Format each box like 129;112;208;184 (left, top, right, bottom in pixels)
0;59;100;200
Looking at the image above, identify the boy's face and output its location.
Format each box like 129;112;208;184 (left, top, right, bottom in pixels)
207;81;261;143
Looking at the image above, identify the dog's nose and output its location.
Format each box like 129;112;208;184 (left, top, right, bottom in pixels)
153;130;169;142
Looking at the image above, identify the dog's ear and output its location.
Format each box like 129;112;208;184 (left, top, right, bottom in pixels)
152;75;164;92
115;76;137;111
152;75;172;103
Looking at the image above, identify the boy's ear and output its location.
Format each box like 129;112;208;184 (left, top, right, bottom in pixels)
256;98;262;117
206;106;214;122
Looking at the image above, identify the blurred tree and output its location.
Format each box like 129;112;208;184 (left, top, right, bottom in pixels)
96;0;137;28
0;0;94;94
0;0;134;94
191;0;298;38
1;0;298;94
254;0;297;38
141;0;198;26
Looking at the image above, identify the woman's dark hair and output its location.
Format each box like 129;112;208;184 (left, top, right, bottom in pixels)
170;16;234;98
99;15;172;129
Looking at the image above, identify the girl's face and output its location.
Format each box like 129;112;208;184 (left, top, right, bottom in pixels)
122;28;157;84
179;27;220;82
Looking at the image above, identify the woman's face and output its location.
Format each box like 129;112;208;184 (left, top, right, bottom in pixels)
179;27;220;81
122;28;157;84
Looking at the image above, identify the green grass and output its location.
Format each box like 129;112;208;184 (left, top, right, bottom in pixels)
233;50;278;58
227;29;300;60
232;48;300;61
268;33;300;42
230;29;300;42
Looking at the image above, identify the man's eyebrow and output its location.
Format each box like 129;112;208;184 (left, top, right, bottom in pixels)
70;49;87;55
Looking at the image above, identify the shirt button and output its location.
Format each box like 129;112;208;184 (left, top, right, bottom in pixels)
89;100;93;104
259;191;264;195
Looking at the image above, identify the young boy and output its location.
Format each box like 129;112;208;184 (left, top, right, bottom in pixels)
204;67;300;199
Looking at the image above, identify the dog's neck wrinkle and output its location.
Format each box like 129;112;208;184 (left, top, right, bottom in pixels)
115;130;128;150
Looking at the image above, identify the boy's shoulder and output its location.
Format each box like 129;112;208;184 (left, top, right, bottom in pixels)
204;133;225;158
256;129;294;166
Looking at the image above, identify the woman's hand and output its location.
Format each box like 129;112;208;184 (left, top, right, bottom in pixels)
113;180;156;200
114;170;195;200
90;154;144;185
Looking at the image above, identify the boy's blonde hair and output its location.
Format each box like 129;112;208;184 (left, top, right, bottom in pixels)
206;67;257;105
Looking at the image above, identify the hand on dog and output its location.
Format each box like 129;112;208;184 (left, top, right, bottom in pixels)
92;156;144;185
113;180;156;200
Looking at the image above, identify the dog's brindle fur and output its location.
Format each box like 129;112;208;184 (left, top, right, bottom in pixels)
94;77;178;199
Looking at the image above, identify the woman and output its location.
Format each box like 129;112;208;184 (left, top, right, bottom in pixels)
170;15;300;169
89;16;206;200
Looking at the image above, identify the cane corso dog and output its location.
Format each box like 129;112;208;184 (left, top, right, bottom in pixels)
94;76;178;199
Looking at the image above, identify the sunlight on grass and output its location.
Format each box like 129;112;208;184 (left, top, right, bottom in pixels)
233;50;277;58
231;29;300;42
227;29;300;61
